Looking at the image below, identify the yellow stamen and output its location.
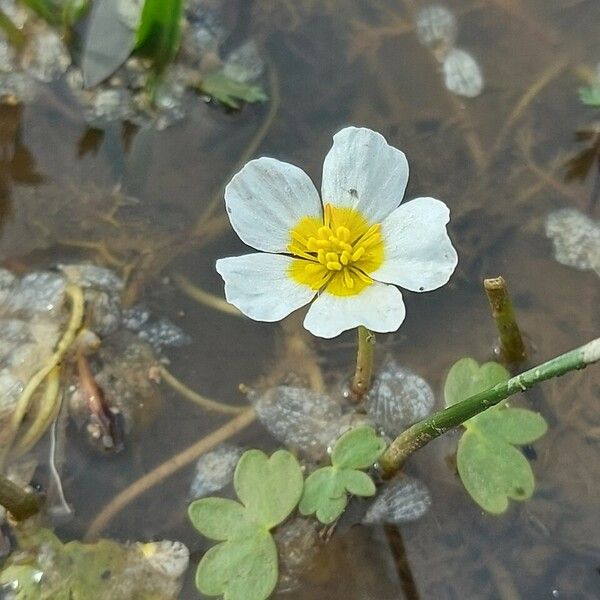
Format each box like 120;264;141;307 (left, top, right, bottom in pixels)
288;204;384;296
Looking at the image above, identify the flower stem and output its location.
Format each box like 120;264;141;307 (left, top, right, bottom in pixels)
484;276;526;365
379;337;600;476
0;475;40;521
350;326;375;402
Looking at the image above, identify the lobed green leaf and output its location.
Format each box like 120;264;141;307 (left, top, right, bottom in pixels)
444;358;548;514
331;426;386;470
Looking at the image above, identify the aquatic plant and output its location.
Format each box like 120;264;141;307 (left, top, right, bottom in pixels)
216;126;458;338
189;449;303;600
299;426;385;524
444;358;547;513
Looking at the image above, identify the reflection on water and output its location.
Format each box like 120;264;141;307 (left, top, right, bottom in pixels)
0;0;599;598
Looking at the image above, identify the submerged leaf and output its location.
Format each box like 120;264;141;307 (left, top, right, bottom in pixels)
444;358;548;514
362;476;431;525
579;85;600;107
366;357;435;436
82;0;137;87
299;427;385;524
135;0;184;74
545;209;600;277
188;449;303;600
199;71;268;109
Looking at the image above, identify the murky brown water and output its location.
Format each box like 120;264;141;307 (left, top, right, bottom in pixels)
1;0;599;598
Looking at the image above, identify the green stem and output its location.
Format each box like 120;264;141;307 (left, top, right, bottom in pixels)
0;9;25;48
379;337;600;476
0;475;41;521
484;276;526;365
350;326;375;402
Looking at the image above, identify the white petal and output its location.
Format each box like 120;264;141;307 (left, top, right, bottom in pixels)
216;254;315;321
372;197;458;292
321;127;409;224
303;283;405;338
225;157;322;253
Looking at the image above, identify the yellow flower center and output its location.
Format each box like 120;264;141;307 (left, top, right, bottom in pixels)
288;204;384;296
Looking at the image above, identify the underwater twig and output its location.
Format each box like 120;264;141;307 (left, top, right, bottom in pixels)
48;408;72;518
379;337;600;476
159;366;246;415
0;474;41;521
484;276;526;365
172;273;242;317
1;285;84;470
491;59;568;158
13;366;62;456
84;408;256;539
349;326;375;402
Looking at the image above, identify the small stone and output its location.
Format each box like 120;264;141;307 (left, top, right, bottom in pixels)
189;444;243;499
139;540;189;579
366;357;435;437
362;477;431;525
442;48;484;98
137;318;191;350
24;30;71;83
545;208;600;276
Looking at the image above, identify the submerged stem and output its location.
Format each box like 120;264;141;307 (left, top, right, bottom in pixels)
484;276;527;365
379;337;600;476
0;475;40;521
349;326;375;402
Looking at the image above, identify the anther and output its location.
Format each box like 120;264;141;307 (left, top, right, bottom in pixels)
351;247;365;261
326;261;342;271
340;251;350;265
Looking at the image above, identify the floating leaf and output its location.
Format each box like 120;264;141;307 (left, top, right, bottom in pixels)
199;71;268;109
135;0;184;75
82;0;137;87
362;476;431;525
299;427;385;524
444;358;548;514
189;449;303;600
196;533;277;600
579;85;600;107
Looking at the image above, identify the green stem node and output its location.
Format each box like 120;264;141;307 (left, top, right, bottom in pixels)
379;337;600;476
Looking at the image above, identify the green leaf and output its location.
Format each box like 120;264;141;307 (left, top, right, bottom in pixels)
189;449;303;600
62;0;91;27
82;0;137;87
199;71;268;109
331;426;387;469
579;85;600;107
444;357;509;407
196;533;277;600
444;358;548;514
299;427;384;524
188;498;254;541
135;0;184;75
234;449;304;528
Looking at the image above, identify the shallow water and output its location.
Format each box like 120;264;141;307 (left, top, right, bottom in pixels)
1;0;599;598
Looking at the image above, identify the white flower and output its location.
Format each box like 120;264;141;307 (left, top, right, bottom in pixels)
216;127;458;338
